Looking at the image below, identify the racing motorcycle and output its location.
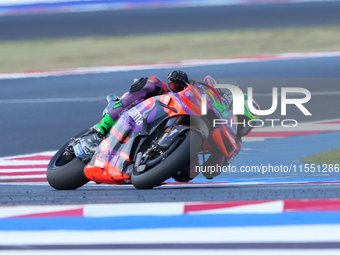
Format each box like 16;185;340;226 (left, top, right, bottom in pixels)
46;76;240;190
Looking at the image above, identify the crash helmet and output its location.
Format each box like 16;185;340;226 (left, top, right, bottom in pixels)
236;94;260;137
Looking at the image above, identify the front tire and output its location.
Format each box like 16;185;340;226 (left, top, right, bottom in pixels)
131;130;203;189
47;128;91;190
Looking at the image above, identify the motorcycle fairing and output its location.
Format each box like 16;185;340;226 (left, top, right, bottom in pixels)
84;84;238;184
85;156;129;184
84;91;195;184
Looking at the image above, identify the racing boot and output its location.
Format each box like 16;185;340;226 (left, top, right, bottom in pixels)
92;113;116;136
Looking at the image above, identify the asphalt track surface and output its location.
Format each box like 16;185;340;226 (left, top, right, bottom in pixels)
1;2;340;41
2;183;340;205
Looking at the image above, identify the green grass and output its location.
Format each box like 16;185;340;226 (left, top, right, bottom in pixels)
301;149;340;165
1;26;340;72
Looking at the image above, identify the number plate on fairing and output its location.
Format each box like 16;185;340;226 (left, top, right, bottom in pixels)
73;144;83;156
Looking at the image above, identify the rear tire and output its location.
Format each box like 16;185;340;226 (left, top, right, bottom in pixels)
131;130;203;189
47;128;91;190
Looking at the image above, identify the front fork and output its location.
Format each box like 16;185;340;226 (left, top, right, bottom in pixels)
63;133;102;164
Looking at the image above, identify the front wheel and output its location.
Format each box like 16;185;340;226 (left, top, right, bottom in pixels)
131;130;203;189
46;128;91;190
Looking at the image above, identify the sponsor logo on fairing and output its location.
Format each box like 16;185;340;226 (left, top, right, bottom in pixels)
201;84;312;128
128;107;143;125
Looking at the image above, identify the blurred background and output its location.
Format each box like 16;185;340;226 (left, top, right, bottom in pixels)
0;0;340;73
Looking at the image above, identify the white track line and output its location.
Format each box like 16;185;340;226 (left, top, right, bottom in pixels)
0;96;104;104
2;225;340;245
0;175;46;180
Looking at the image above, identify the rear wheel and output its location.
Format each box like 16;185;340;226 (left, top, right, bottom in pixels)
46;128;91;190
131;130;203;189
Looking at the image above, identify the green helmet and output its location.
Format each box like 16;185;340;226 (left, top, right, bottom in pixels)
237;94;260;137
244;94;260;121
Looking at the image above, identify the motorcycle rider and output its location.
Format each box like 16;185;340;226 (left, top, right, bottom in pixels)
93;70;190;136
